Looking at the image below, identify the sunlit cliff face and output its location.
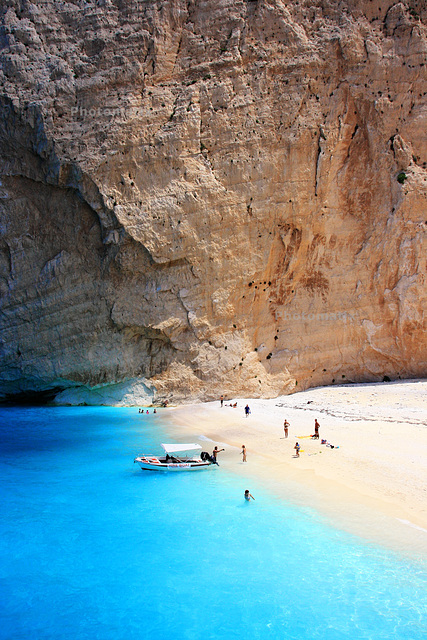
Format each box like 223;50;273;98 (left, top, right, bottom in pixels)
0;0;426;404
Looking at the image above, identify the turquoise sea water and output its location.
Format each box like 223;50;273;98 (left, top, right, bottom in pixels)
0;406;426;640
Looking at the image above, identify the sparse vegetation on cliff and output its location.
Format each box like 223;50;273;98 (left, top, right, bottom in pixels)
0;0;426;403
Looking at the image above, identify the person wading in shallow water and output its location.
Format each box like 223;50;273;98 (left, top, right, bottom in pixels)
212;446;224;465
244;490;255;501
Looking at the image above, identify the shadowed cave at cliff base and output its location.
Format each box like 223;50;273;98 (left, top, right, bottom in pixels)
0;0;426;402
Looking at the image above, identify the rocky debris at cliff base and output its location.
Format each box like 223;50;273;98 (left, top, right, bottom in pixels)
0;0;426;401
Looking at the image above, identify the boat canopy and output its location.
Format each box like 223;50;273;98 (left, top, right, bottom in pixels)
161;443;202;456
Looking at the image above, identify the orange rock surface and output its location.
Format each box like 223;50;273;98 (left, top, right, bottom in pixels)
0;0;425;403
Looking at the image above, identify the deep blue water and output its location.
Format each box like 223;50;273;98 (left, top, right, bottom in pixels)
0;406;426;640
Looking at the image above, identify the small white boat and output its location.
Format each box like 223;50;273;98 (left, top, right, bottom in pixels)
134;443;215;471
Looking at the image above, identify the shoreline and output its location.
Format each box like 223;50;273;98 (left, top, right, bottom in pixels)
166;380;427;554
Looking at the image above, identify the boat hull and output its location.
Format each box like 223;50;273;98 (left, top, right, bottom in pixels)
134;457;214;471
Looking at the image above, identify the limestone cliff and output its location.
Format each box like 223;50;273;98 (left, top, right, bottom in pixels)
0;0;426;404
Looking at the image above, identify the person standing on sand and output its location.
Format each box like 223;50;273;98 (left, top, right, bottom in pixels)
294;442;300;457
245;404;251;417
220;395;224;407
244;490;255;501
241;445;247;462
314;419;320;439
212;446;224;465
283;420;289;438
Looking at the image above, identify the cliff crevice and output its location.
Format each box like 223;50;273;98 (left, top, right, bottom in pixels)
0;0;426;404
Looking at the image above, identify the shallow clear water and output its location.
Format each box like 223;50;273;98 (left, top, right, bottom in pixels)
0;407;426;640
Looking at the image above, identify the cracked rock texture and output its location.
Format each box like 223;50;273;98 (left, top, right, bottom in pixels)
0;0;426;404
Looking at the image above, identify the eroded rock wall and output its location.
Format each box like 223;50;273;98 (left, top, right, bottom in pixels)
0;0;426;403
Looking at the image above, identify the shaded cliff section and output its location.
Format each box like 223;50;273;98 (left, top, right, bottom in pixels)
0;0;426;404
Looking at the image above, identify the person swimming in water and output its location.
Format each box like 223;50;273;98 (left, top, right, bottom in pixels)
244;489;255;501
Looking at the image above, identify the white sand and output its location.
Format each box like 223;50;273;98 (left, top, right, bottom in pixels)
166;380;427;550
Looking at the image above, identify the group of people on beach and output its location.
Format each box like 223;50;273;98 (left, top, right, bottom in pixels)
291;419;337;454
283;418;321;457
284;418;319;439
216;398;327;496
219;397;324;464
219;396;250;416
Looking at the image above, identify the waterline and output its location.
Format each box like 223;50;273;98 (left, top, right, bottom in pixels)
1;407;426;640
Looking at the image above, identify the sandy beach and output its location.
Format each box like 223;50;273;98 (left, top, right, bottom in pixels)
167;380;427;551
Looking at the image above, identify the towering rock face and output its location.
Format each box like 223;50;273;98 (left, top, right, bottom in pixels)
0;0;426;404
